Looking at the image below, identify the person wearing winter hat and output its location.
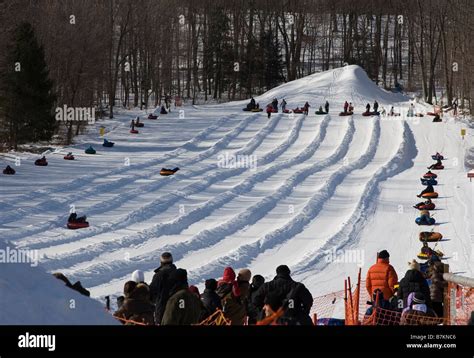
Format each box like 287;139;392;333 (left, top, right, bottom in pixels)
201;278;222;319
149;252;177;324
366;250;398;300
252;265;313;325
397;260;431;309
114;283;155;325
161;269;203;325
131;270;145;284
116;280;138;310
247;275;265;324
216;267;245;325
400;292;437;325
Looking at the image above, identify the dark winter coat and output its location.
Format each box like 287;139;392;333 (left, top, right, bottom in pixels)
114;284;155;325
426;262;447;303
161;286;203;325
149;263;177;323
252;273;313;325
216;282;246;325
397;269;431;308
201;288;222;317
247;282;265;324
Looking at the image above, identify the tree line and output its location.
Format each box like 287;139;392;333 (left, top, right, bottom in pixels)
0;0;473;148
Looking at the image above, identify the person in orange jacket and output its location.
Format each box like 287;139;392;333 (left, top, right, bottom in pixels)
366;250;398;301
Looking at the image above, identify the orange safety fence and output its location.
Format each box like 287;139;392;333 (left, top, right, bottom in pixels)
197;309;231;326
446;281;474;325
310;289;345;323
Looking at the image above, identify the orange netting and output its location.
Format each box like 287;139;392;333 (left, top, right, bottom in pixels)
446;282;474;325
196;309;231;326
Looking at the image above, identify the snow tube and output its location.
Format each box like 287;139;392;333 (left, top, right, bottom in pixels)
292;109;304;114
415;216;436;225
419;232;443;242
421;192;439;199
268;108;278;113
130;129;139;134
413;202;436;210
135;122;144;127
430;164;444;170
251;108;263;112
431;154;444;160
34;159;48;166
433;117;442;122
160;167;179;176
427;112;436;116
339;112;353;116
103;140;115;148
282;109;290;114
3;166;15;175
417;250;444;260
420;178;438;186
315;111;327;115
423;172;437;179
148;114;158;119
362;111;380;116
242;108;251;112
85;147;96;154
63;154;75;160
67;221;90;230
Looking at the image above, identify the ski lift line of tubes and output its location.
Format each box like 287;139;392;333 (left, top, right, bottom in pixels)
414;153;445;261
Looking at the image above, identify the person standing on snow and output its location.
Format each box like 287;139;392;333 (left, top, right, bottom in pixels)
303;102;310;116
149;252;177;324
281;99;287;112
266;104;272;119
397;260;431;309
324;101;329;114
366;250;398;301
365;103;371;113
200;279;222;319
373;100;379;113
343;101;349;114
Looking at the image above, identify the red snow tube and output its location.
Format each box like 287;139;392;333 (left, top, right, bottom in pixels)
423;172;437;179
35;159;48;166
148;114;158;119
67;222;90;230
339;112;353;116
422;192;439;199
432;165;444;170
283;109;290;114
362;111;372;117
414;202;436;210
130;129;139;134
64;155;75;160
292;109;304;114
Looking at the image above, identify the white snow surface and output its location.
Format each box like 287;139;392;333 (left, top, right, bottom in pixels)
1;65;473;323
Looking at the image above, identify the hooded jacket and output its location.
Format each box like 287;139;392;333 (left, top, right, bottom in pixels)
366;258;398;300
397;269;431;308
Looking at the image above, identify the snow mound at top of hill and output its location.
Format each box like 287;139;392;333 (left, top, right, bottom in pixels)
220;65;408;109
0;240;118;325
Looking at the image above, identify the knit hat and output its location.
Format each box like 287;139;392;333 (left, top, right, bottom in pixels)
160;252;173;264
205;278;218;291
237;268;252;283
412;292;425;304
170;268;188;286
131;269;145;283
251;274;265;288
276;265;291;276
123;281;138;297
189;285;200;298
378;250;390;259
222;267;236;283
408;260;420;271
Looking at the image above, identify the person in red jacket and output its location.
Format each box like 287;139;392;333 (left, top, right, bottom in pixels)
366;250;398;301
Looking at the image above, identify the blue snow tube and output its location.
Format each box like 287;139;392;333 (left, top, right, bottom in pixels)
103;139;115;147
415;216;436;225
420;178;437;186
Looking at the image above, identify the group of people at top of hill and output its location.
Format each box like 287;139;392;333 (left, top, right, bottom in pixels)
365;250;447;324
109;252;313;326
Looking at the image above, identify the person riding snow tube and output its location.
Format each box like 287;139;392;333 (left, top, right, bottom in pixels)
293;107;304;114
432;114;442;122
103;139;115;147
417;184;434;198
3;165;15;175
35;156;48;166
148;113;158;119
160;167;179;176
160;105;168;114
415;213;436;225
413;199;435;210
67;212;89;230
428;159;444;170
421;192;439;199
135;118;144;127
420;177;437;186
419;231;443;242
85;146;96;154
417;242;443;260
64;152;75;160
423;171;437;179
315;106;326;115
431;153;444;161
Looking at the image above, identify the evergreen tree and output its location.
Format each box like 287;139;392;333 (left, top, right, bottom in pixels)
0;22;56;149
262;31;284;91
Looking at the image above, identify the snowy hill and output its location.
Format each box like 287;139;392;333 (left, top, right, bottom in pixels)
0;240;118;324
0;65;472;321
